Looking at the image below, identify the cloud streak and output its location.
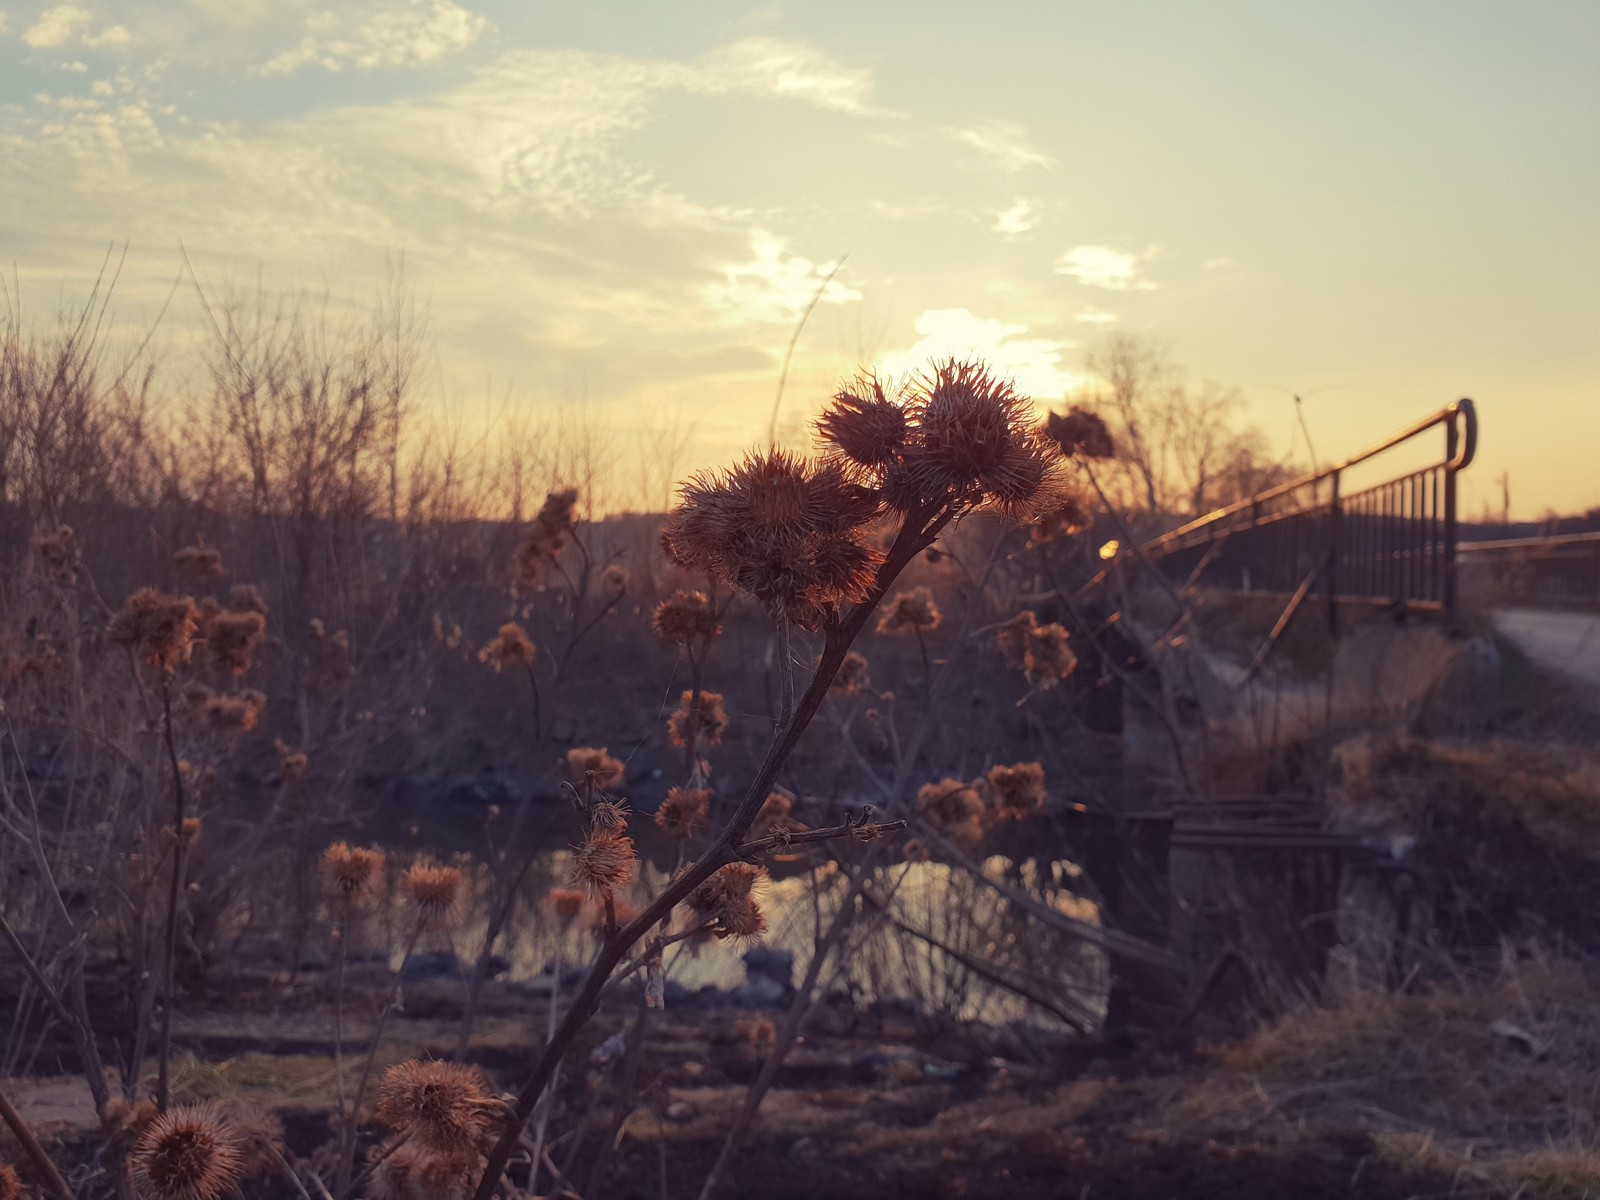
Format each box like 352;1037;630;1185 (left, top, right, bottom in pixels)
1056;244;1159;291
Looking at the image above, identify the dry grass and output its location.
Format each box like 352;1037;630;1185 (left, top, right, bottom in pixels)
1185;949;1600;1197
1331;735;1600;861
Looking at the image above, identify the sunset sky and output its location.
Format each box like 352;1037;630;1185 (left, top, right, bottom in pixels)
2;1;1596;518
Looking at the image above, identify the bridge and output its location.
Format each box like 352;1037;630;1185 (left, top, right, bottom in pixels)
1132;396;1598;689
1085;398;1598;1028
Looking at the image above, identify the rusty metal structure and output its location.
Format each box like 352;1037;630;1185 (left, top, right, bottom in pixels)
1458;529;1600;611
1141;398;1479;620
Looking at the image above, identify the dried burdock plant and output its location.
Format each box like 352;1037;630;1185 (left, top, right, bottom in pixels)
200;688;266;733
108;588;200;673
662;449;881;631
750;790;805;840
172;542;225;581
369;1137;480;1200
468;357;1068;1199
564;746;626;791
984;761;1048;821
199;608;265;676
274;739;308;778
0;1161;18;1200
572;833;636;897
477;622;536;672
601;562;630;594
667;689;729;749
403;863;463;929
1045;404;1116;459
816;372;909;470
321;842;384;902
829;649;873;696
226;583;268;615
916;778;987;849
587;797;631;836
130;1103;245;1200
514;488;579;587
656;786;712;839
996;610;1079;689
687;862;768;941
27;523;78;586
376;1060;494;1154
652;588;721;647
877;585;942;635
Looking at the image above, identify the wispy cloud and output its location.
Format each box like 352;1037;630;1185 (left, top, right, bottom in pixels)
703;232;860;325
1074;305;1118;325
23;5;92;49
945;120;1051;172
877;308;1081;401
1056;244;1159;291
260;0;487;75
993;198;1034;236
698;37;886;115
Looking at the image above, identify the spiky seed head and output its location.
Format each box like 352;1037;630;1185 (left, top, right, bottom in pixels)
587;798;631;837
537;488;579;534
572;832;636;896
985;762;1048;820
667;690;729;749
830;650;873;696
369;1137;480;1200
688;862;768;940
275;739;308;778
916;778;986;849
202;689;266;733
226;583;269;615
478;623;536;672
651;590;721;647
28;523;78;586
997;611;1078;689
877;586;942;636
322;842;384;901
817;373;909;471
1045;405;1116;458
601;563;629;594
402;863;462;927
655;787;711;839
564;747;625;791
201;609;266;676
751;791;805;840
173;543;225;581
130;1103;245;1200
376;1060;492;1155
108;589;200;672
661;450;883;628
0;1161;21;1200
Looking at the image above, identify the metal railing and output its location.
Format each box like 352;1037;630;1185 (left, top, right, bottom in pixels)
1142;399;1478;619
1459;531;1600;611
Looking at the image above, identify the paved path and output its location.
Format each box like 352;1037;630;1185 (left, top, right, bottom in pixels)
1495;607;1600;687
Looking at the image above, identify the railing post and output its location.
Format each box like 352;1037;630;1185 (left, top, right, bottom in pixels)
1443;411;1461;621
1326;469;1341;638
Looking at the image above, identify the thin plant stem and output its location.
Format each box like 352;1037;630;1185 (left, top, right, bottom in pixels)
335;921;423;1194
0;1085;77;1200
155;674;188;1113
